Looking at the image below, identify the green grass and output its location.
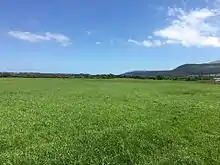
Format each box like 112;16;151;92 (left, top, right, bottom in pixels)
0;78;220;165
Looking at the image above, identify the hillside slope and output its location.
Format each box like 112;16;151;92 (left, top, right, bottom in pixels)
123;63;220;77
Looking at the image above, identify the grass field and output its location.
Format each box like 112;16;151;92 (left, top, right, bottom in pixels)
0;78;220;165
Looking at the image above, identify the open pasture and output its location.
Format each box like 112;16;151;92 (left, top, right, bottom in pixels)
0;78;220;164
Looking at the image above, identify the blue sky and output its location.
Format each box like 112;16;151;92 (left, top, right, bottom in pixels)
1;0;220;74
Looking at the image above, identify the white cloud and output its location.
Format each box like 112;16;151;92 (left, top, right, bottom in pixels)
86;31;91;35
8;31;50;42
128;39;164;47
96;42;101;45
8;31;72;47
143;40;163;47
136;4;220;48
128;39;141;45
131;1;220;48
154;7;220;47
45;32;72;47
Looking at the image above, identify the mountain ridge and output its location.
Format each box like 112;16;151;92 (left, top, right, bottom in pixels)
209;60;220;64
123;62;220;77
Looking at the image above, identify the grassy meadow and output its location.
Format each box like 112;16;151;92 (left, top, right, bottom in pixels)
0;78;220;164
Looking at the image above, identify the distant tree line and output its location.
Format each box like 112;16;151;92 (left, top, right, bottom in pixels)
0;72;217;82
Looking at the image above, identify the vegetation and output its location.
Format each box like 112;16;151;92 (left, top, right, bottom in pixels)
2;62;220;81
0;78;220;164
0;72;218;82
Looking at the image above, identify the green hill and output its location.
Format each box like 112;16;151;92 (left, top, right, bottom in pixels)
123;62;220;77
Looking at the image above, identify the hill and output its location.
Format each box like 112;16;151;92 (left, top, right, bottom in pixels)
209;60;220;64
123;62;220;77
